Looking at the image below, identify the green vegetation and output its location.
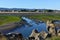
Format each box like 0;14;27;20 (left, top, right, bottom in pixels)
29;14;60;22
50;36;60;40
0;14;60;25
46;36;60;40
0;16;20;25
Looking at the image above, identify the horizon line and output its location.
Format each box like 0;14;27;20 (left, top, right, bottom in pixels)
0;7;60;10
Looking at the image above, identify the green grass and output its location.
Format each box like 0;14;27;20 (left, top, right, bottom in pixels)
29;14;60;22
51;36;60;40
0;14;60;25
0;16;20;25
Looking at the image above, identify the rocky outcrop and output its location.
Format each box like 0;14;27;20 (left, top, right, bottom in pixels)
46;20;56;36
29;29;48;40
5;32;24;40
57;29;60;36
39;31;48;39
29;29;39;40
0;32;7;40
28;37;35;40
46;20;55;28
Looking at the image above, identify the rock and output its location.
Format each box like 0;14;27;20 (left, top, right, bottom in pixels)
29;29;48;40
46;33;52;38
6;33;16;40
57;29;60;36
16;33;23;40
46;20;55;28
39;31;48;39
29;29;40;40
46;20;56;36
29;37;35;40
0;32;7;40
48;27;56;36
29;29;39;37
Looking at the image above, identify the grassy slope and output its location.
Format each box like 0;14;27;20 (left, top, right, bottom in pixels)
0;16;20;25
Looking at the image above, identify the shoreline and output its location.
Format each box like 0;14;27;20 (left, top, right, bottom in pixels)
0;22;21;31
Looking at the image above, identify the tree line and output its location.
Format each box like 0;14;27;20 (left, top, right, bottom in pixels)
0;8;58;12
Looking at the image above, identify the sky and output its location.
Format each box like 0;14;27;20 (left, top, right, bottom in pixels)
0;0;60;10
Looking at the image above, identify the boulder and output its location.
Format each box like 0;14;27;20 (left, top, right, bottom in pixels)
0;32;7;40
29;29;40;40
29;29;48;40
57;29;60;36
39;31;48;39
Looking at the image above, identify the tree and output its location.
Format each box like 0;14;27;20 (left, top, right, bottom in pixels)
47;10;53;12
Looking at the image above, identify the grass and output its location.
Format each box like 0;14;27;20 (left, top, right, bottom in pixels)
0;15;20;25
0;14;60;25
29;14;60;22
51;36;60;40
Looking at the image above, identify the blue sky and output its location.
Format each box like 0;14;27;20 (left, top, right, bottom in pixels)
0;0;60;10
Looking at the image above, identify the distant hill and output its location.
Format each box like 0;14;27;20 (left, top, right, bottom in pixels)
0;8;60;12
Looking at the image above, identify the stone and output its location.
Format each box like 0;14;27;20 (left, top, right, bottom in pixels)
29;29;48;40
29;37;35;40
29;29;40;40
39;31;48;39
0;33;7;40
46;20;56;36
57;29;60;36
